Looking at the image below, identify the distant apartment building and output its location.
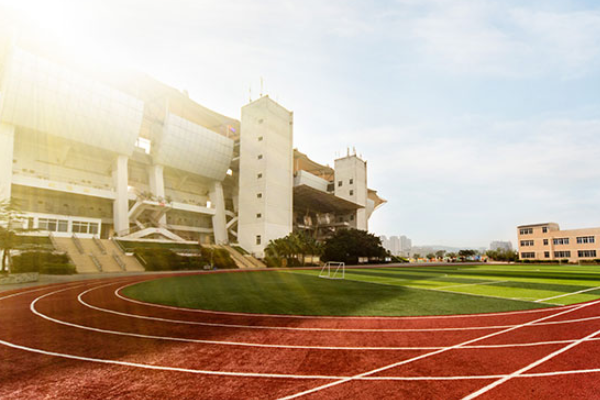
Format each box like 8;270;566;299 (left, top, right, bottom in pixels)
380;235;412;256
517;223;600;262
490;241;513;251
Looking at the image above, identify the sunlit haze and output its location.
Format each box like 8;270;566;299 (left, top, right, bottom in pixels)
3;0;600;248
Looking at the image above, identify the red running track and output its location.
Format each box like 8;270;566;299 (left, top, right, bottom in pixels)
2;271;600;399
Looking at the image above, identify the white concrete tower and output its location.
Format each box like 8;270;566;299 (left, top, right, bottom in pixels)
238;96;293;257
334;154;368;230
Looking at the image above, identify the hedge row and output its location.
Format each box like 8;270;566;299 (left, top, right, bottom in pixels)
134;248;236;271
11;251;76;274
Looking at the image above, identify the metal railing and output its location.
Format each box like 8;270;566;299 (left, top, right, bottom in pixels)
112;252;126;271
89;254;102;272
93;236;107;254
71;235;84;254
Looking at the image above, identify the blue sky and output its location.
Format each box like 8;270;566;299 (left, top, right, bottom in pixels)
3;0;600;247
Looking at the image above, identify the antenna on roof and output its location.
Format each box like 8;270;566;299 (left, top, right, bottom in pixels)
260;77;264;97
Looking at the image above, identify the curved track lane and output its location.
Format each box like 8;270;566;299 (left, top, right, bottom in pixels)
2;271;600;399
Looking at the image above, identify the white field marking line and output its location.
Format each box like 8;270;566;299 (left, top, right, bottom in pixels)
535;285;600;303
274;299;600;400
436;280;509;290
11;285;600;382
39;284;600;351
318;273;562;306
115;279;578;320
115;279;600;330
31;285;442;351
461;321;600;399
38;284;600;351
79;284;513;333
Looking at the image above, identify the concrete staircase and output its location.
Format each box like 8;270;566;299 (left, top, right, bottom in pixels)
53;236;144;273
221;245;266;269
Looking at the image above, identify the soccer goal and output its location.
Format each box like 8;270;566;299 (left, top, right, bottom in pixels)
319;261;345;279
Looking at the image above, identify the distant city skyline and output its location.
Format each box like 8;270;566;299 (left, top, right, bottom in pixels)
2;0;599;247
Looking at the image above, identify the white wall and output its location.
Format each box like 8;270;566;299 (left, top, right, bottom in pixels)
334;155;368;230
238;96;293;257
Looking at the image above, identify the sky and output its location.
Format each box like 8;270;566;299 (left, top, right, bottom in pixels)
2;0;600;248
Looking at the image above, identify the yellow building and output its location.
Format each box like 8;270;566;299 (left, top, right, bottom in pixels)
517;223;600;262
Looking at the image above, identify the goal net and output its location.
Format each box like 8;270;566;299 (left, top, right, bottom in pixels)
319;261;345;279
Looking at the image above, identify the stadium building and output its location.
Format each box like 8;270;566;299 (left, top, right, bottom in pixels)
0;39;385;271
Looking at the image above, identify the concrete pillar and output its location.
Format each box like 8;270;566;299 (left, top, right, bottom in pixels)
0;124;15;201
148;164;167;225
112;155;129;235
209;181;228;245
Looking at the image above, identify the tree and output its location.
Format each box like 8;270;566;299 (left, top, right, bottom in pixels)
426;253;436;261
435;250;446;259
486;249;518;263
0;199;25;273
265;231;323;267
458;249;477;261
413;253;421;259
321;229;387;265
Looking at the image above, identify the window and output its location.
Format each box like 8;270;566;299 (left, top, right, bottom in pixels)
543;239;548;245
257;193;262;199
577;236;595;244
554;251;571;258
544;251;550;258
349;190;354;196
349;178;353;185
520;228;533;235
256;213;262;219
338;181;342;187
521;252;535;259
58;220;68;232
553;238;570;245
350;215;355;221
542;227;548;233
256;235;262;245
578;250;597;258
520;240;534;247
258;136;263;141
257;154;263;160
577;250;596;258
257;173;263;179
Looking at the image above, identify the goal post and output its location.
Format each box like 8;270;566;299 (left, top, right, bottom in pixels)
319;261;345;279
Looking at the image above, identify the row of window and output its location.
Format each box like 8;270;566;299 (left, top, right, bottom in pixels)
520;240;534;247
338;179;354;187
520;228;533;235
522;236;596;247
553;238;569;245
37;218;99;235
577;236;595;244
521;250;598;259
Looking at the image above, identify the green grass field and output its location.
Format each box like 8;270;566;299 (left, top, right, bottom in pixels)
122;264;600;316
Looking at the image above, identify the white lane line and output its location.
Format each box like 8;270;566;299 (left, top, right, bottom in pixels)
34;284;600;351
274;300;600;400
6;283;600;383
116;280;577;320
461;325;600;399
535;285;600;303
109;282;600;332
80;285;517;333
436;280;509;290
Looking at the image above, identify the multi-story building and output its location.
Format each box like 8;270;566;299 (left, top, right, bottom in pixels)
517;223;600;262
380;235;412;257
0;38;385;260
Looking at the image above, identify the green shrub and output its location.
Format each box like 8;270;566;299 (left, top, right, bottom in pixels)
135;247;236;271
40;263;77;274
11;251;75;274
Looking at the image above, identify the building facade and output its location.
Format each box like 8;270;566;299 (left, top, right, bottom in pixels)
517;223;600;262
0;39;385;257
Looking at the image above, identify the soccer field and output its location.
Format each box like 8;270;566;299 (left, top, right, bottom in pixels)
122;264;600;316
